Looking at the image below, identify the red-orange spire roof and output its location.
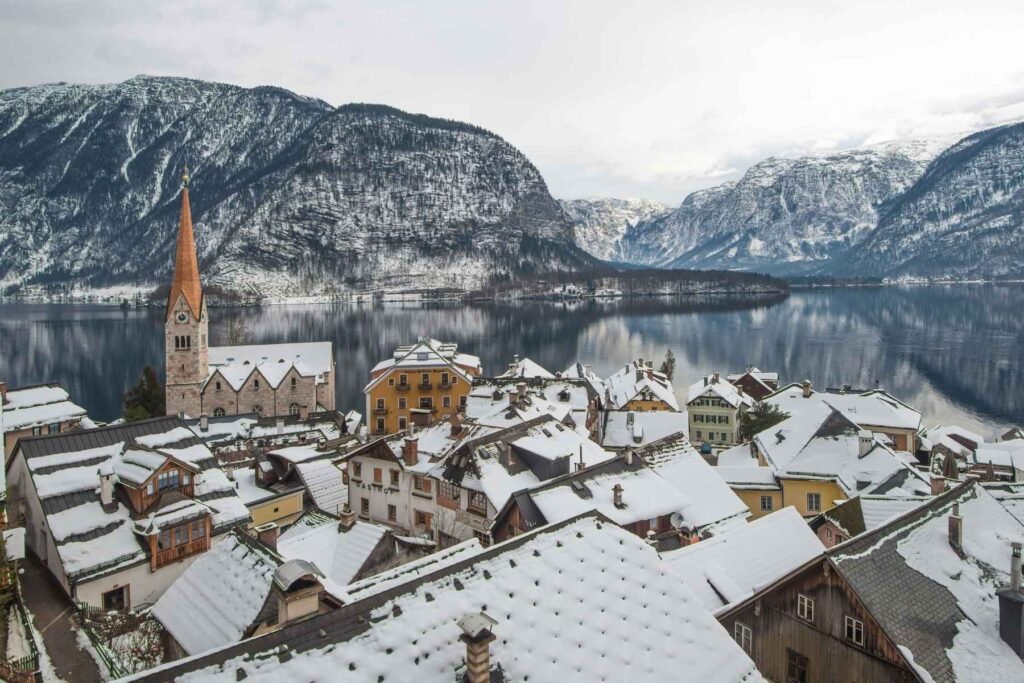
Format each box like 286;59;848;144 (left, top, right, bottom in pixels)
166;166;203;321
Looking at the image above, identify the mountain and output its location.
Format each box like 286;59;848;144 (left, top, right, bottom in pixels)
840;122;1024;279
617;137;956;274
0;76;598;298
558;197;671;261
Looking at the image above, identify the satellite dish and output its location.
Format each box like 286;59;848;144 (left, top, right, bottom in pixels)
670;512;686;529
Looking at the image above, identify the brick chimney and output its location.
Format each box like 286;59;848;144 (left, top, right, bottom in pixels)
575;446;585;472
402;432;419;466
458;612;497;683
450;413;463;438
998;542;1024;660
339;502;357;530
255;522;279;551
931;475;946;496
613;483;624;509
802;380;813;398
515;382;527;403
0;380;7;403
948;502;963;555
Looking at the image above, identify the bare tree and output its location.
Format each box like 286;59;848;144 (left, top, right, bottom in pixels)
221;317;251;346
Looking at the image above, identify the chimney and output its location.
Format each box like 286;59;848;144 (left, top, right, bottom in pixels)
299;404;309;421
712;372;720;384
802;380;813;398
857;430;873;457
636;369;644;382
998;542;1024;661
339;502;357;530
624;449;634;466
703;376;709;387
199;413;209;432
458;612;497;683
98;462;116;512
515;382;527;403
273;562;324;627
948;502;963;555
613;483;624;509
255;522;279;551
646;360;653;368
0;381;7;403
402;433;419;466
507;388;519;404
505;442;516;467
576;447;585;472
225;464;235;481
645;529;658;547
450;413;463;438
931;475;946;496
276;417;285;435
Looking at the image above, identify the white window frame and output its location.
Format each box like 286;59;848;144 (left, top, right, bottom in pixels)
806;492;822;512
844;616;864;645
797;593;814;622
733;621;752;653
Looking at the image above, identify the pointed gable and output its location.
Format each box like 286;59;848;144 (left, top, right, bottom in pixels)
166;169;203;321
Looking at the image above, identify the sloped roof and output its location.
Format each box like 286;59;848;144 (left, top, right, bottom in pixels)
207;342;333;391
661;507;824;613
165;183;203;321
605;360;680;411
768;384;922;433
131;514;762;683
364;338;476;393
294;460;347;517
277;520;390;595
152;531;279;656
688;375;754;409
2;383;87;431
601;411;687;449
497;356;555;379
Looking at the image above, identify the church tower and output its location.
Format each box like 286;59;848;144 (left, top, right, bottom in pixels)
165;166;209;417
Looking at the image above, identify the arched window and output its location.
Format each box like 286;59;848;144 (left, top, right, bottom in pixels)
213;407;226;417
252;405;263;415
289;403;300;416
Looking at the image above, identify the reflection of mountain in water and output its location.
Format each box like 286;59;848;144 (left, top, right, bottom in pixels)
0;287;1021;433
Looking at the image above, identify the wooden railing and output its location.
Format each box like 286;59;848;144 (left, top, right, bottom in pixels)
154;538;208;568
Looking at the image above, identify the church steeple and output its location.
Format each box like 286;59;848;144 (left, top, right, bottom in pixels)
166;165;203;321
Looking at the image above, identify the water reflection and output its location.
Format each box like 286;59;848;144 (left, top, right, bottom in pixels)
0;285;1021;435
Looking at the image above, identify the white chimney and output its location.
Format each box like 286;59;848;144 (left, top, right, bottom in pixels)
613;483;624;508
199;413;209;432
857;430;873;457
949;503;963;554
1013;541;1023;593
802;380;813;399
624;449;634;466
98;462;115;510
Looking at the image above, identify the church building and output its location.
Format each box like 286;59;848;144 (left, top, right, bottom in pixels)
165;168;335;418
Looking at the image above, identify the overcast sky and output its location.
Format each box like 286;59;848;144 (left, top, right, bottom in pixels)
4;0;1024;203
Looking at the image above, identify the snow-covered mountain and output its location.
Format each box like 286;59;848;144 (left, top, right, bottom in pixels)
616;137;958;274
558;197;671;262
0;76;598;297
841;121;1024;279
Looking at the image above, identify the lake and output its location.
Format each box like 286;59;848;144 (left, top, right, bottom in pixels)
1;284;1022;437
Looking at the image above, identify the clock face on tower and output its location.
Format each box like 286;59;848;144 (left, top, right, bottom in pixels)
176;312;188;323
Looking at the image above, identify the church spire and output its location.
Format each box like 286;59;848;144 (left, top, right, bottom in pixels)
166;165;203;321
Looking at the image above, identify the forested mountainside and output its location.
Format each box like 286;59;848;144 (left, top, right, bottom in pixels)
558;197;670;262
0;76;597;298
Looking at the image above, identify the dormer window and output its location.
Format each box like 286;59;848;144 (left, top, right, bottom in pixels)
158;469;180;491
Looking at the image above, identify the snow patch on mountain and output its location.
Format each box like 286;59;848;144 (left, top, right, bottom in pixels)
559;197;671;262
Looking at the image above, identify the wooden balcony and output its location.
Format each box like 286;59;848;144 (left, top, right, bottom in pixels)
395;383;411;393
154;537;208;569
417;382;433;390
373;408;389;416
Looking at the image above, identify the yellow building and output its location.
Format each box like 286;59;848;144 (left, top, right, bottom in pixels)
715;465;783;519
603;360;680;412
364;338;482;435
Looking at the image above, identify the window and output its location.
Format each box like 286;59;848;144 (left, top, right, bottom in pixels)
253;379;260;389
438;481;461;505
390;469;400;487
441;372;450;385
376;398;385;410
399;373;408;385
443;396;451;409
190;518;206;539
760;495;774;512
174;524;188;546
388;378;395;386
398;416;407;430
733;622;752;653
797;594;814;622
182;472;191;486
421;372;429;385
419;397;433;409
252;405;263;415
414;509;432;530
786;649;808;683
158;469;180;491
158;529;173;550
352;462;362;479
215;381;221;391
373;467;382;484
413;475;432;494
289;402;300;415
696;430;702;439
398;397;407;410
32;426;43;436
459;395;467;408
468;491;487;515
806;492;822;512
835;534;845;544
102;586;128;612
387;504;397;522
48;422;60;434
213;407;226;417
845;616;864;645
291;377;297;389
376;417;384;432
147;482;155;496
360;497;369;516
826;527;833;542
473;530;491;547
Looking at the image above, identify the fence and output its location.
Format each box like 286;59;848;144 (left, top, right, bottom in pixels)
6;592;41;683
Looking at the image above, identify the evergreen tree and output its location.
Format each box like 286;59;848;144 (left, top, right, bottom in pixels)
659;350;676;380
123;366;165;421
737;402;790;443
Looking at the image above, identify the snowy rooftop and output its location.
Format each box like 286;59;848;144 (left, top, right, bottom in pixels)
604;360;680;411
366;338;479;391
134;514;762;683
831;482;1024;682
152;532;279;656
769;384;922;432
687;374;754;409
814;495;931;539
495;356;555;379
207;341;333;391
559;361;606;396
601;410;687;449
975;441;1024;470
638;434;750;529
277;520;390;597
294;460;347;517
661;507;824;613
713;465;780;490
1;383;87;431
984;482;1024;526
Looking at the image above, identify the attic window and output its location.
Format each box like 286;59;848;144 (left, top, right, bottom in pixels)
417;352;429;361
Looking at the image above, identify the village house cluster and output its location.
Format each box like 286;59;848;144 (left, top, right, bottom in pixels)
1;173;1023;682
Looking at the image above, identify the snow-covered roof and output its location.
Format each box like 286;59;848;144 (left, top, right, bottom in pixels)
365;338;478;392
206;341;333;391
831;482;1024;682
768;384;922;433
601;410;687;449
639;434;750;529
726;367;778;384
604;360;680;411
985;482;1024;525
559;361;606;396
687;374;754;410
1;384;87;431
713;465;780;490
465;378;595;432
145;514;762;683
294;460;347;517
975;441;1024;470
277;520;390;597
14;416;250;581
152;532;278;656
496;356;555;379
661;507;824;613
338;539;483;603
815;495;931;539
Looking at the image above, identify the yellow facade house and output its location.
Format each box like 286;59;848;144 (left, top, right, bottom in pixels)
364;338;482;435
603;359;680;413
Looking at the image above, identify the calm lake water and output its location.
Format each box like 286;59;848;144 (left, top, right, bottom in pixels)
1;284;1022;436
